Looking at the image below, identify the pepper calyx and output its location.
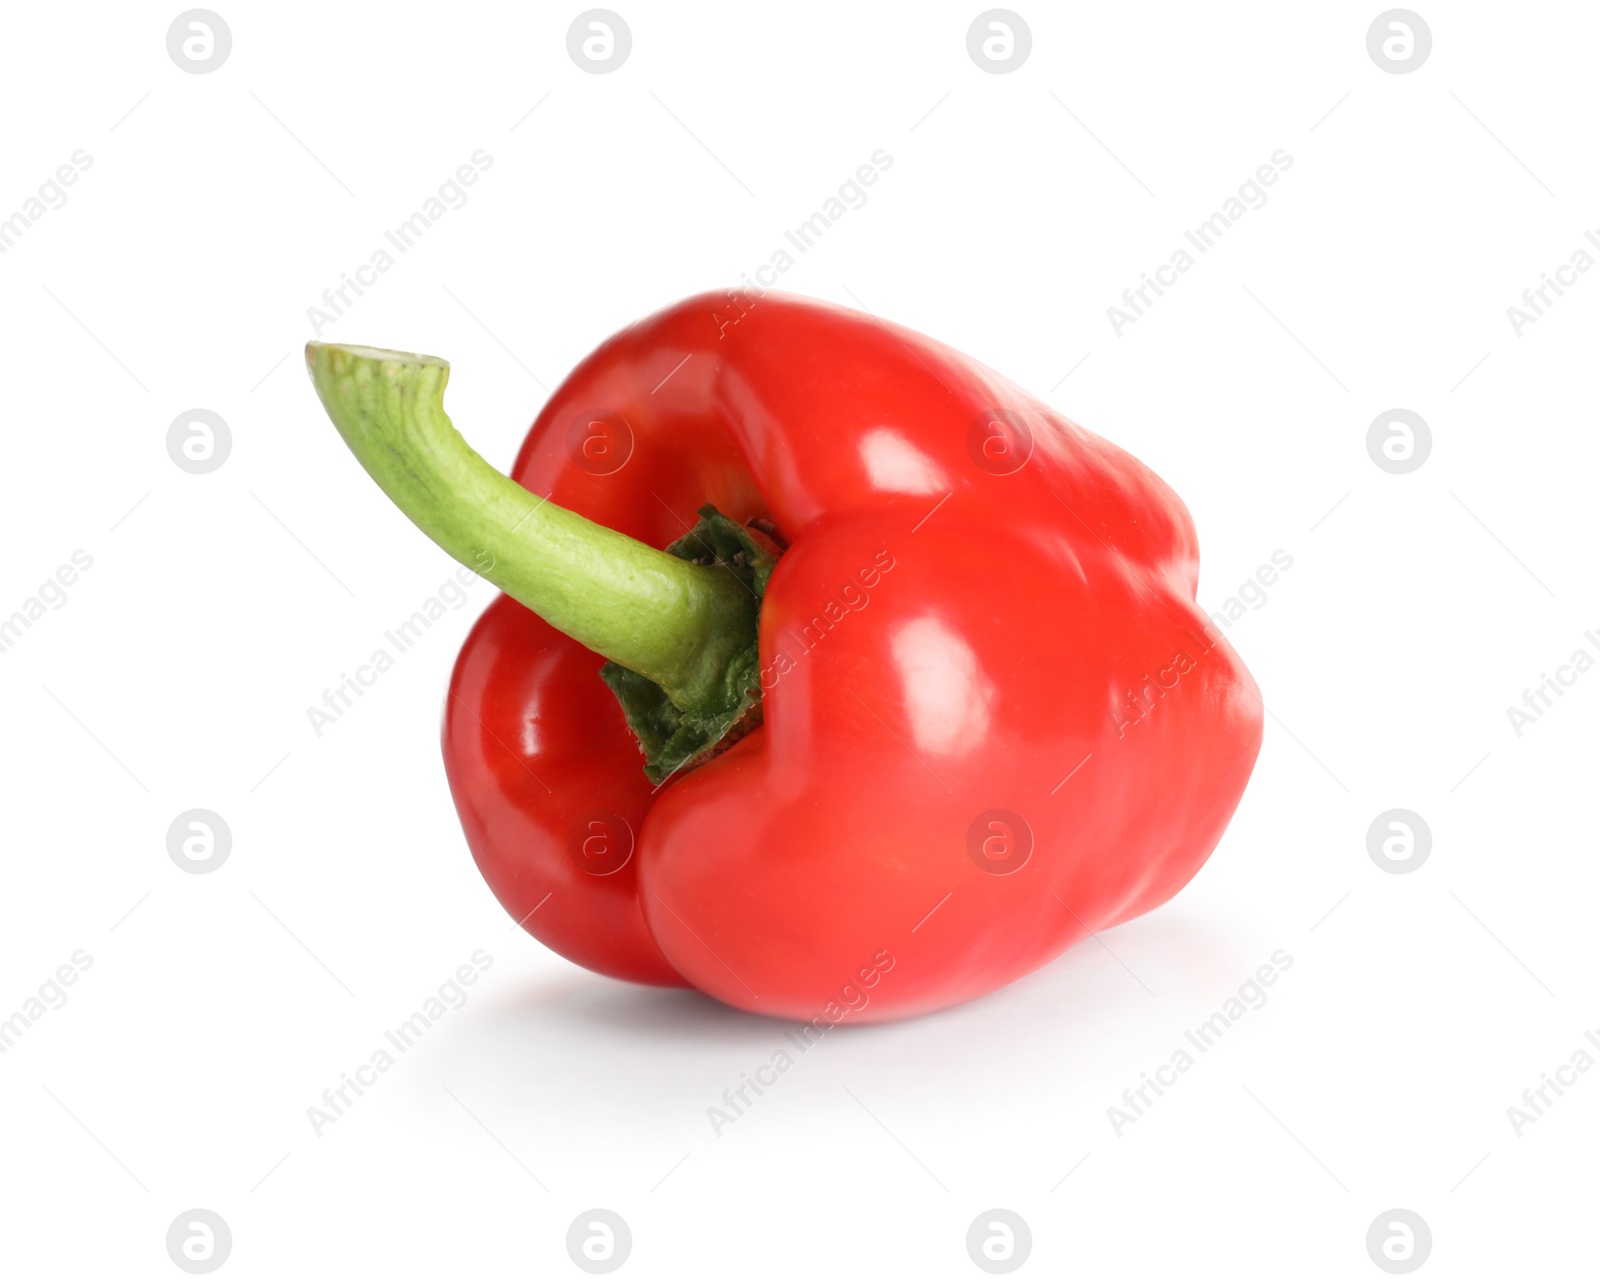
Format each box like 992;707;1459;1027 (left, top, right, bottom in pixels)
600;506;780;785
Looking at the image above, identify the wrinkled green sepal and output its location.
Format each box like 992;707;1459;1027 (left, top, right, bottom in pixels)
600;506;778;785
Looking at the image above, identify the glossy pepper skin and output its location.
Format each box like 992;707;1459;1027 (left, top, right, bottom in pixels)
443;292;1262;1022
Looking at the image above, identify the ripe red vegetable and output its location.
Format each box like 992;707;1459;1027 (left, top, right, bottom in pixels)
307;292;1262;1023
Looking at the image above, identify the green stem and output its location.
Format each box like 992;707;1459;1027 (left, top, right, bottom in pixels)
305;342;756;715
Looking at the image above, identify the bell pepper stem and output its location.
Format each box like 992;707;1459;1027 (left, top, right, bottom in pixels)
305;342;757;715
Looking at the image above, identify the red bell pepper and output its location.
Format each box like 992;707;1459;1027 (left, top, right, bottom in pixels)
307;292;1262;1023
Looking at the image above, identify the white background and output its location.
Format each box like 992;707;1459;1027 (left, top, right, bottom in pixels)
1;1;1595;1278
